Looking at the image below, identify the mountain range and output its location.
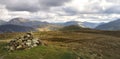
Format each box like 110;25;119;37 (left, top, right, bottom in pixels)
83;22;104;28
0;20;6;25
95;19;120;30
0;24;35;33
1;17;119;33
59;25;91;31
2;18;101;28
53;21;101;28
5;18;50;28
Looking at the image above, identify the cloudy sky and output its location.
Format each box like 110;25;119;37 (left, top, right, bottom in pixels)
0;0;120;23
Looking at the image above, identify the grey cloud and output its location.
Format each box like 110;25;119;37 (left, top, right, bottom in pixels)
106;0;120;3
0;0;120;14
0;0;71;12
7;4;40;12
55;7;80;16
63;7;79;16
0;0;40;12
104;6;120;14
39;0;70;7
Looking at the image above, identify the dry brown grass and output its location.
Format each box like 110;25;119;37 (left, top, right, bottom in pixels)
33;31;120;59
0;30;120;59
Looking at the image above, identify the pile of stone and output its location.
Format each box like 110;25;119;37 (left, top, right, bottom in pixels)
7;33;44;51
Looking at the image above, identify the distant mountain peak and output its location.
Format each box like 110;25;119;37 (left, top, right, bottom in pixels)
0;24;35;33
9;17;30;23
0;20;6;25
66;21;81;23
96;19;120;30
64;21;83;27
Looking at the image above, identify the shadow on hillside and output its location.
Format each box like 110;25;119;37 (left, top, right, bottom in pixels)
45;37;104;43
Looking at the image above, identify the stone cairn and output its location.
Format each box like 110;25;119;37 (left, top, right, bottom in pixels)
7;33;44;51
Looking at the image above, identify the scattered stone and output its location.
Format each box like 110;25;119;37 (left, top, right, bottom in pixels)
7;32;45;51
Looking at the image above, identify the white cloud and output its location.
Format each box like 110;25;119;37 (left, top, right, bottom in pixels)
0;4;11;21
0;0;120;23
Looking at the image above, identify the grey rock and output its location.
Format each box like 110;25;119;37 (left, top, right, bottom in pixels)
7;33;44;51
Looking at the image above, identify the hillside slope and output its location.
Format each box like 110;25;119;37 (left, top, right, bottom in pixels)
0;24;35;33
60;25;91;31
5;18;50;28
0;30;120;59
96;19;120;30
0;20;6;25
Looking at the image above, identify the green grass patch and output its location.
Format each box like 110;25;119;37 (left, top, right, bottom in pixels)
0;43;76;59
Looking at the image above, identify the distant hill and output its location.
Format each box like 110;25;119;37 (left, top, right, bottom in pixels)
63;21;83;26
5;18;102;28
5;17;50;28
38;24;63;31
83;22;104;28
96;19;120;30
0;24;35;33
3;18;102;31
3;18;63;31
0;20;6;25
56;21;101;28
7;18;30;25
60;25;90;31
